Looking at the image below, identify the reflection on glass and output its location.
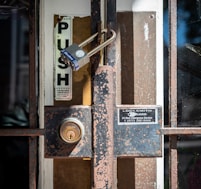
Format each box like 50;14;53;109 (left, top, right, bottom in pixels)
177;1;201;127
164;0;201;188
0;3;29;189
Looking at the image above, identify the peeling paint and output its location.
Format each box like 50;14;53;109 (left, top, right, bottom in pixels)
93;66;114;189
144;22;150;47
44;106;92;158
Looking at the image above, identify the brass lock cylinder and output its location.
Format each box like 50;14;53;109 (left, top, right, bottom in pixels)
59;118;85;144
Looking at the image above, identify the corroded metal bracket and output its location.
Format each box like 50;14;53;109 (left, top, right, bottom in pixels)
115;105;162;157
44;104;162;158
44;106;92;158
44;68;161;158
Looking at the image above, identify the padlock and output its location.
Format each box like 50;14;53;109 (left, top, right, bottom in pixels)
60;29;116;71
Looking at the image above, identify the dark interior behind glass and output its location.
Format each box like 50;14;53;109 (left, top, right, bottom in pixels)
0;2;29;188
164;0;201;188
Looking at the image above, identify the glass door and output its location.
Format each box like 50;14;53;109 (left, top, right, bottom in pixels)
164;0;201;188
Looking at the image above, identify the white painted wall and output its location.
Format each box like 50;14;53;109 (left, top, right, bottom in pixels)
117;0;133;11
132;0;161;12
39;0;163;188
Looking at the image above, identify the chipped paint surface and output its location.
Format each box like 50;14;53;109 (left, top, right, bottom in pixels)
44;106;92;158
144;22;149;41
144;22;150;47
115;105;162;157
93;66;114;189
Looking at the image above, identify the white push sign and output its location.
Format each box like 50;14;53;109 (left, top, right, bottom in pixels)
54;16;72;101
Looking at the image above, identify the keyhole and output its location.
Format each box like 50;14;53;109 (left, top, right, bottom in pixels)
67;130;76;140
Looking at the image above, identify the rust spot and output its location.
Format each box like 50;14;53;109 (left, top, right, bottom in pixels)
93;66;114;188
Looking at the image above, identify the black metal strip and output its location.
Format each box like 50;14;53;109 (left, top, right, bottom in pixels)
28;0;38;188
107;0;116;30
91;0;101;74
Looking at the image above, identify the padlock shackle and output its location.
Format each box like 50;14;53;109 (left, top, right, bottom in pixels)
78;31;102;48
78;29;116;57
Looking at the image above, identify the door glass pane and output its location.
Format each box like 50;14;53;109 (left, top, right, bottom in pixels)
0;136;29;188
164;0;201;188
177;0;201;126
0;2;29;188
177;1;201;188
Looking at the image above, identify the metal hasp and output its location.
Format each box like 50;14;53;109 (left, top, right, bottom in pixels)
44;106;92;158
44;69;162;186
44;102;162;158
92;66;162;189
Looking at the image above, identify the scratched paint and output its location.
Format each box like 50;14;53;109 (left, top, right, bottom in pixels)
93;66;114;189
144;22;150;47
44;106;92;158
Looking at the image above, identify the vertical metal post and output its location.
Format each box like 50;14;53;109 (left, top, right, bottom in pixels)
106;1;117;188
93;66;115;189
91;0;117;188
168;0;178;188
29;0;38;188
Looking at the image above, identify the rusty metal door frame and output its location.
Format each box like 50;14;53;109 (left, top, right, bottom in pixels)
91;0;117;188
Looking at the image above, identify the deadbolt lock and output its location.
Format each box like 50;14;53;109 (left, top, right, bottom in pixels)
60;118;85;144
